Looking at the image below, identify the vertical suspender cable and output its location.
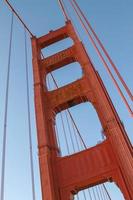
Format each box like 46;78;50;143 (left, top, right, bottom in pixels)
65;111;75;152
98;185;105;200
99;185;106;200
60;112;70;154
24;28;36;200
95;186;102;200
0;12;14;200
82;190;87;200
87;189;93;200
103;184;111;200
67;110;87;149
72;0;133;102
71;120;81;151
101;186;108;200
92;188;97;200
61;0;82;39
68;0;133;117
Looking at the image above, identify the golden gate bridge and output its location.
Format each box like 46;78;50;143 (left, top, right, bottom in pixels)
0;0;133;200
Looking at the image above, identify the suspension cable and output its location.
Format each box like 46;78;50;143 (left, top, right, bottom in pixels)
82;190;87;200
24;28;36;200
71;118;81;151
71;0;133;102
95;186;102;200
68;0;133;117
60;112;70;154
101;185;108;200
4;0;34;37
100;184;107;200
65;111;75;152
87;189;93;200
0;12;14;200
57;0;69;21
92;187;97;200
67;109;87;149
98;185;105;200
103;184;111;200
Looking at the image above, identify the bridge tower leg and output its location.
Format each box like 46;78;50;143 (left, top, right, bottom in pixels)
31;21;133;200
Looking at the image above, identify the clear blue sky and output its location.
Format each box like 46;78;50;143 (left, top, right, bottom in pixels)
0;0;133;200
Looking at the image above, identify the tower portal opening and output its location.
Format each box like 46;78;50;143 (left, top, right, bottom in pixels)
55;102;104;156
46;62;82;91
74;182;125;200
42;37;73;57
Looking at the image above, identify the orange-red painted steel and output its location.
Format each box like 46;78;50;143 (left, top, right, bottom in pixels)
31;21;133;200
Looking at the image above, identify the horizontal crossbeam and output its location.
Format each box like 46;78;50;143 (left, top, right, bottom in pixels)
56;141;118;194
41;45;76;74
48;77;92;112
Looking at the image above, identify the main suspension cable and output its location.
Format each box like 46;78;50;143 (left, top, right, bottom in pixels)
57;0;69;21
68;0;133;117
24;28;36;200
0;12;14;200
71;0;133;102
4;0;34;37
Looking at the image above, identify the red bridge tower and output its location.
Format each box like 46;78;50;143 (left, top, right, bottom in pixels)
32;21;133;200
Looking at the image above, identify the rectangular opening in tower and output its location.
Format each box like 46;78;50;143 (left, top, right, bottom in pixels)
46;62;82;91
74;182;125;200
42;37;73;57
55;102;104;156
